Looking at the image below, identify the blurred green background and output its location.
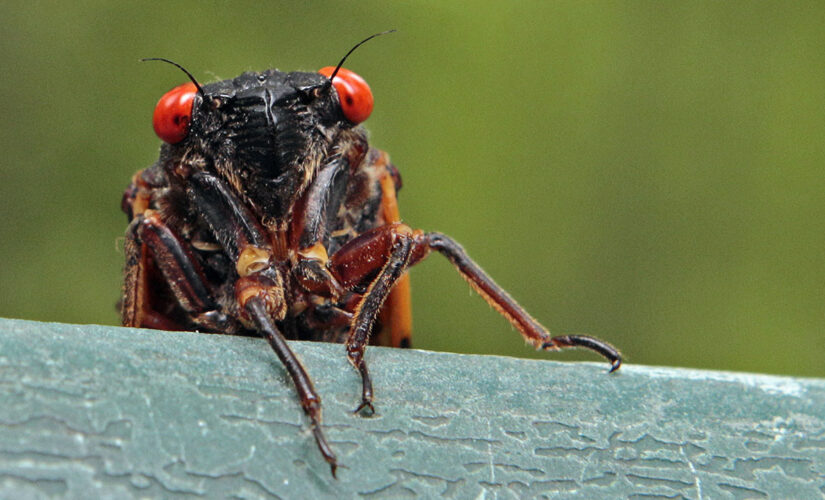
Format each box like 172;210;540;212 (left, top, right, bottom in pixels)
1;1;823;377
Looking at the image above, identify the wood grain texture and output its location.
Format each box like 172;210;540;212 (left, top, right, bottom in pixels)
0;318;823;499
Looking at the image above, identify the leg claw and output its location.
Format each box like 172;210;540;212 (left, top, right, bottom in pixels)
354;400;376;417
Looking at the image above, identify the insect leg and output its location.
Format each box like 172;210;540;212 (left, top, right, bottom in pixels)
186;172;272;263
121;211;232;331
330;222;621;416
291;146;413;348
329;223;417;414
186;171;339;475
243;291;338;477
289;156;349;297
423;232;622;372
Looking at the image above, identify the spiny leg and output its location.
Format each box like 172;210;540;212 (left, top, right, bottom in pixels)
289;157;349;297
424;232;622;371
121;211;233;332
243;293;338;477
187;171;339;476
289;146;412;348
327;224;417;415
346;233;413;415
328;224;621;417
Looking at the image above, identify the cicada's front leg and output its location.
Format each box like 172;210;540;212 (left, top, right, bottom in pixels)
185;171;339;477
121;210;236;333
288;155;351;299
327;224;623;415
121;165;229;331
290;146;414;350
329;223;417;415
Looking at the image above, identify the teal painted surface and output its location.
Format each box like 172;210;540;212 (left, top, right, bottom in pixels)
0;3;824;377
1;318;824;498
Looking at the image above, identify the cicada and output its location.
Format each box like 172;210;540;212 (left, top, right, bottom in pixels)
121;34;621;477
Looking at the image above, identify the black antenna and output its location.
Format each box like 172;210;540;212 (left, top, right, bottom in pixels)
328;30;396;82
141;58;205;96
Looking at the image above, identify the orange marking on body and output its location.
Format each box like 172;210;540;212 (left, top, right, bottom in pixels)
129;172;152;217
382;273;412;347
377;168;413;348
379;169;401;225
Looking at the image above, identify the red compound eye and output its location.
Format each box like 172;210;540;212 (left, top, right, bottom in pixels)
318;66;373;124
152;81;198;144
